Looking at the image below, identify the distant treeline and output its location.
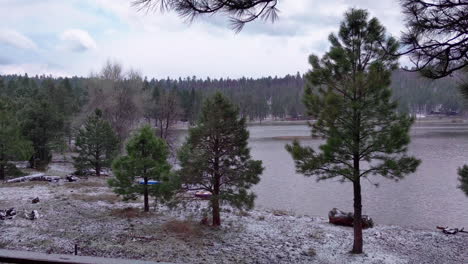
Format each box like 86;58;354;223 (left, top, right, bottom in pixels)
0;68;464;125
391;69;465;115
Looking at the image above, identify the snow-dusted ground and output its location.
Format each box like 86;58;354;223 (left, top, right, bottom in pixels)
0;176;466;264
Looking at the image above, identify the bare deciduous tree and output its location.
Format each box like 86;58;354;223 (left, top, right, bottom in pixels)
156;90;182;141
83;61;144;141
144;87;182;147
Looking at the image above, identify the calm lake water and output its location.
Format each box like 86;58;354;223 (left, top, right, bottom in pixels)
248;122;468;229
178;121;468;229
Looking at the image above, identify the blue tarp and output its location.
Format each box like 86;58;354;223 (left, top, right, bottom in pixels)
138;180;160;185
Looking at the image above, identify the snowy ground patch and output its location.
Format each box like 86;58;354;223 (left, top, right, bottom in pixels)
0;175;466;263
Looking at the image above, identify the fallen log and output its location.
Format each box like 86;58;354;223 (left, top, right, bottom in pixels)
328;208;374;229
6;173;60;183
436;226;468;235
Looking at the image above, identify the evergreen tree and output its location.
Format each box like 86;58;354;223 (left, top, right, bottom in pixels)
286;9;420;254
0;98;33;179
21;97;64;169
457;166;468;196
109;125;174;212
178;93;263;226
0;77;4;95
73;109;119;176
400;0;468;78
56;78;79;145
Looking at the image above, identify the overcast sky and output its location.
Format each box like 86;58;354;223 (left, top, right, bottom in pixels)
0;0;406;79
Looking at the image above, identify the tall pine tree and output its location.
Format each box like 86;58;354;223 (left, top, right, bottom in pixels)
178;93;263;226
73;109;119;176
286;9;420;254
0;98;33;179
21;97;64;169
109;125;174;212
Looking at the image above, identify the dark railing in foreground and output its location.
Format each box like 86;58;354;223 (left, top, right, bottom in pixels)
0;249;173;264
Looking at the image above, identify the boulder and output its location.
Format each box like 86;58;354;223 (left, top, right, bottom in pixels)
25;210;40;220
0;208;16;220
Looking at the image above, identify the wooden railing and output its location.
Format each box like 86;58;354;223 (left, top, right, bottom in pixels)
0;249;172;264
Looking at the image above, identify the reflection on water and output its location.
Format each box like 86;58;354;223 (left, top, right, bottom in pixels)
179;122;468;229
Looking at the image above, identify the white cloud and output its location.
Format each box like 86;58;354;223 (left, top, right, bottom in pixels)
0;29;38;50
60;29;97;52
0;63;70;77
1;0;408;77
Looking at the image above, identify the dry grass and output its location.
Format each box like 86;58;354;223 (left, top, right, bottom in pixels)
272;210;291;216
0;181;51;188
64;180;108;189
163;219;202;237
70;193;120;204
308;229;324;240
110;207;147;219
237;210;250;217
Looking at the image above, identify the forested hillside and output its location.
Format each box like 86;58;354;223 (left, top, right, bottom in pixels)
0;68;464;129
391;69;464;114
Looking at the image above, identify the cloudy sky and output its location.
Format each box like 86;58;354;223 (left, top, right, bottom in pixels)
0;0;406;79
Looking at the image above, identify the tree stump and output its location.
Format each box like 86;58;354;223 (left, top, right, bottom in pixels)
328;208;374;229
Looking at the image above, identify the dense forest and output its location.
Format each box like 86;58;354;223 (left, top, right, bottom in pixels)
0;65;463;172
1;67;464;128
391;69;465;114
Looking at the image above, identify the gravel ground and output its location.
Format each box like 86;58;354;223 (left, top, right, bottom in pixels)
0;176;466;264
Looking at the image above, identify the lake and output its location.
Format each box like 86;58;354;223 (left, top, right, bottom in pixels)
247;121;468;229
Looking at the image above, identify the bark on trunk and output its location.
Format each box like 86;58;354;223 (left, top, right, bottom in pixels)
143;177;149;212
0;152;5;180
352;179;363;254
212;197;221;226
0;163;4;181
95;165;101;177
212;174;221;226
95;149;101;177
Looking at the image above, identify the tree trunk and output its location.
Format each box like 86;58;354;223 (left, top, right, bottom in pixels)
212;174;221;226
158;120;164;139
164;115;170;140
95;164;101;177
29;156;35;169
143;176;149;212
0;152;5;180
95;149;101;177
352;94;363;254
212;196;221;226
352;178;363;254
0;163;4;180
